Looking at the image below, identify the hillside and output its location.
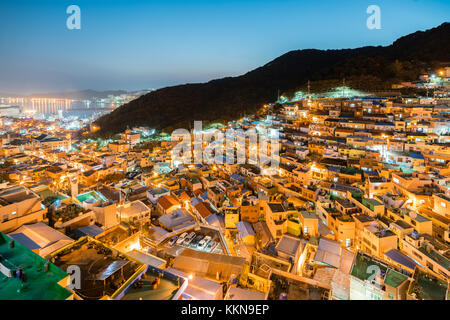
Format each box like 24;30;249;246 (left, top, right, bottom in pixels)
95;22;450;136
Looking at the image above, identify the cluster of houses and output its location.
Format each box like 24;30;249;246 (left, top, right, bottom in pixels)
0;89;449;300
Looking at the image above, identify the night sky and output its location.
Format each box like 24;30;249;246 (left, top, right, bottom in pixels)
0;0;448;94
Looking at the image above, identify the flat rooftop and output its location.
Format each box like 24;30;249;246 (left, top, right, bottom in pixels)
351;252;388;282
268;271;331;300
118;200;150;219
268;202;285;213
122;268;181;300
33;185;68;202
0;185;39;205
51;237;143;300
76;191;107;205
408;269;448;300
384;268;409;288
250;252;291;278
0;233;72;300
418;245;450;271
96;226;130;247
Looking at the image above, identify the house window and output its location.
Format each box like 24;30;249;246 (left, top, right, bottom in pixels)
11;211;17;215
412;251;422;260
304;226;308;234
345;239;351;247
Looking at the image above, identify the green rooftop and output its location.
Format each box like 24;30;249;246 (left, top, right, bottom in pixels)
414;214;430;223
35;188;68;202
351;252;388;281
384;269;409;288
340;167;363;176
363;198;383;209
418;245;450;271
0;233;72;300
76;191;107;204
408;269;448;300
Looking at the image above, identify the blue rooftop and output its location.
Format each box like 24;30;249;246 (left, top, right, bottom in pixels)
385;249;418;271
236;221;256;238
73;225;104;239
409;152;425;160
230;173;246;184
8;233;41;251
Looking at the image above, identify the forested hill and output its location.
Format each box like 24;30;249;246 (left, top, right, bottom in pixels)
95;22;449;136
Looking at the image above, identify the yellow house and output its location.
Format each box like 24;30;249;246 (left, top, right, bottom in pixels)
353;214;377;250
299;211;319;237
241;201;259;223
386;208;433;236
433;194;450;219
245;252;291;293
286;210;301;236
0;185;47;233
308;142;326;156
310;162;328;181
224;207;240;229
236;221;256;246
263;202;288;239
329;213;355;248
361;224;398;259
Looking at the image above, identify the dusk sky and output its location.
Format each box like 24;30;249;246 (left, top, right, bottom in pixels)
0;0;448;94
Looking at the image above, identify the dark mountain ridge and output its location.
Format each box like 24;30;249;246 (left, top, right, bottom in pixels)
95;22;450;136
